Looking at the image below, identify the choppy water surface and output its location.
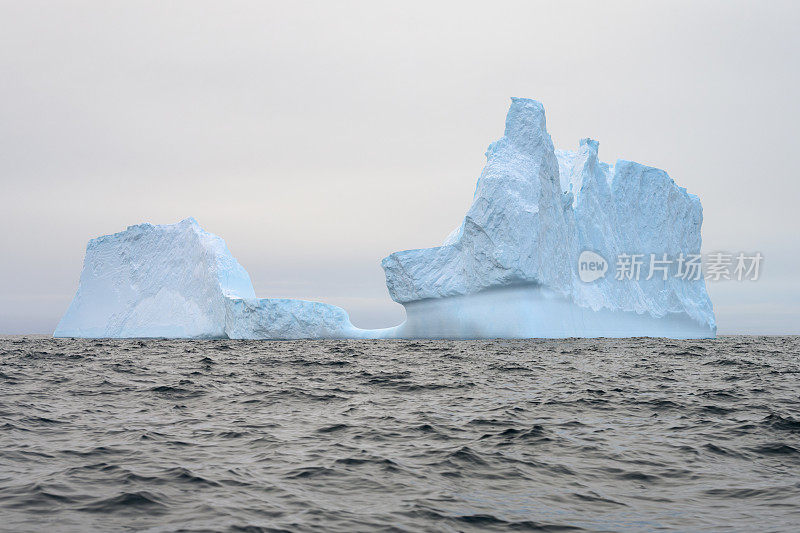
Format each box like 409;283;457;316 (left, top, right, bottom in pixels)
1;336;799;532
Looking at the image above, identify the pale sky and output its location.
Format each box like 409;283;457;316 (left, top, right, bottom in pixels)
2;1;799;334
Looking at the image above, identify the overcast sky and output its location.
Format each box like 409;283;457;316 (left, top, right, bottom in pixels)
2;1;799;334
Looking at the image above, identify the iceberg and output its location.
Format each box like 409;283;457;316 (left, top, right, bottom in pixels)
383;98;715;338
55;98;715;339
53;218;365;339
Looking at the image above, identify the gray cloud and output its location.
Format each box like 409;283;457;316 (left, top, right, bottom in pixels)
1;0;798;334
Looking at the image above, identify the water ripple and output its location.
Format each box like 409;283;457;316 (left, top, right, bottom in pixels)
1;335;799;531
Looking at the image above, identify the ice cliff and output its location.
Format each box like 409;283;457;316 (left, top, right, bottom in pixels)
53;218;364;339
55;98;715;339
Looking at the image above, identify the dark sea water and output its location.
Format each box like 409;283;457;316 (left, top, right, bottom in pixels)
1;336;799;532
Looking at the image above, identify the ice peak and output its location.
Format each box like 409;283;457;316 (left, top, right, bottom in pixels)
179;216;200;228
579;138;599;152
504;98;551;154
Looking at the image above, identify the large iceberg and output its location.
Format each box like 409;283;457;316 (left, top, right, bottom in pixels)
383;98;715;338
55;98;715;339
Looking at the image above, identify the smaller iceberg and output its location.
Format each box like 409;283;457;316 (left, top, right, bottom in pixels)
53;218;363;339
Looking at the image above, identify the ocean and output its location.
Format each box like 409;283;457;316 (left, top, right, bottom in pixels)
1;336;799;531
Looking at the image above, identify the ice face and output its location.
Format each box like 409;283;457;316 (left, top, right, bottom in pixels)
54;218;254;338
382;98;574;303
564;140;714;329
55;98;715;339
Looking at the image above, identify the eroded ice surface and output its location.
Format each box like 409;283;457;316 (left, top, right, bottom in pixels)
55;98;715;339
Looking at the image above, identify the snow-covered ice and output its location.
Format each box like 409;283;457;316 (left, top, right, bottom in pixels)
55;98;715;339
